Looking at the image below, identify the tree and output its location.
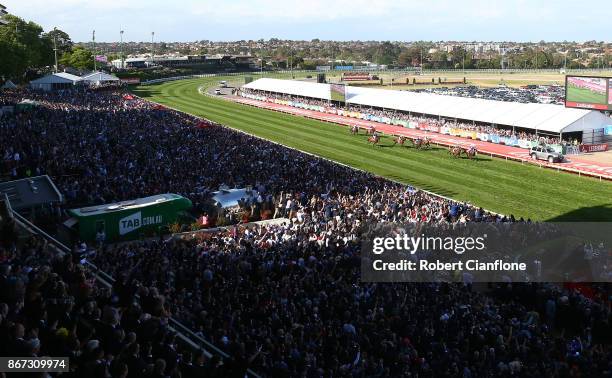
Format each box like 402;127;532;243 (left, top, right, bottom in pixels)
397;51;412;67
0;14;54;80
59;46;94;70
45;28;72;55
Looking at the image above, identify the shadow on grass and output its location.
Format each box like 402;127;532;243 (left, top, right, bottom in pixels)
385;174;460;199
545;205;612;222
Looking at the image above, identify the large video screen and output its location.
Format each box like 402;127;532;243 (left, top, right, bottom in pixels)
330;83;346;102
565;75;611;110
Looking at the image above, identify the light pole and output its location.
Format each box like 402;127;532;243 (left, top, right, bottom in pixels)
120;29;124;69
93;30;96;71
151;31;155;61
52;28;58;73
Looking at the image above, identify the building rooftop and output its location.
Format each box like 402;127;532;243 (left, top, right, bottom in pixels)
0;175;63;210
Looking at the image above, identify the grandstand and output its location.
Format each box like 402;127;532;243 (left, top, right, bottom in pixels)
243;78;610;138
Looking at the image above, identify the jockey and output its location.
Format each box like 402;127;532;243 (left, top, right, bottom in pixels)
468;144;477;153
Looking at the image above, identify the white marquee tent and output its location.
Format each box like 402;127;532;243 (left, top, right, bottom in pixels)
1;80;17;89
30;72;82;91
243;78;609;134
81;71;120;85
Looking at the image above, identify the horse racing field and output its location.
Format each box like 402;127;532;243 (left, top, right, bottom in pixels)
133;76;612;221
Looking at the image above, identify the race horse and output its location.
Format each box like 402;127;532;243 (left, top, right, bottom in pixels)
393;135;407;146
465;146;478;159
365;126;376;136
367;134;380;146
350;125;359;135
448;145;464;158
449;145;477;159
412;137;431;150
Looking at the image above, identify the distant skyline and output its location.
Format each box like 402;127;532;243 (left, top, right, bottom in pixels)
4;0;611;43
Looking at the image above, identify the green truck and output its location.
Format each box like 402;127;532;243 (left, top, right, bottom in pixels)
66;193;192;242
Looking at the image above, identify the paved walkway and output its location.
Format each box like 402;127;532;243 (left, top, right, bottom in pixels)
232;96;612;180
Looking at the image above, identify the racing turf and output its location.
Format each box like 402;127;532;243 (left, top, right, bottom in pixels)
133;77;612;221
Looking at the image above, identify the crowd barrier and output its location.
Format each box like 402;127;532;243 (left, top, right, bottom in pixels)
240;93;567;152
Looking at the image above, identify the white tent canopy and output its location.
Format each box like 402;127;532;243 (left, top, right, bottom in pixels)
243;78;609;134
1;80;17;89
30;72;82;91
81;71;120;84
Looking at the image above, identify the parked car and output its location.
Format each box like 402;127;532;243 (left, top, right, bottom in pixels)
530;146;564;163
214;89;221;95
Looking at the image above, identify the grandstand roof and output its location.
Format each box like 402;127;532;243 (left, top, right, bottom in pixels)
243;78;609;134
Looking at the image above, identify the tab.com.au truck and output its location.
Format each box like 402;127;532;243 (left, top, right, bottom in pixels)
66;193;192;242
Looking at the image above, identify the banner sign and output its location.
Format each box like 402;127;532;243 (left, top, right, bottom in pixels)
579;143;609;153
335;65;354;70
518;139;532;149
419;124;440;133
316;65;331;71
95;55;108;63
604;126;612;136
120;77;140;84
477;133;489;141
490;135;500;144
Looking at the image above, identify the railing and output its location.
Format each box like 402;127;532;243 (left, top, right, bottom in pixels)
11;212;262;378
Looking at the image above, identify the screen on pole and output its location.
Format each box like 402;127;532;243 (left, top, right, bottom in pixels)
565;75;611;110
330;83;346;102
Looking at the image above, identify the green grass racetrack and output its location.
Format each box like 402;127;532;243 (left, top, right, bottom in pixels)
566;85;607;104
133;76;612;221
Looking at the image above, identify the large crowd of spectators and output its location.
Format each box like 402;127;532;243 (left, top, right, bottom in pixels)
1;87;610;377
239;89;580;146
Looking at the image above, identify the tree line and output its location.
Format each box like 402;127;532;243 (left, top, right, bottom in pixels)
0;14;96;82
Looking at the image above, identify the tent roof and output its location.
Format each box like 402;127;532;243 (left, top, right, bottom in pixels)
1;80;17;89
30;72;82;84
81;71;120;82
243;78;608;134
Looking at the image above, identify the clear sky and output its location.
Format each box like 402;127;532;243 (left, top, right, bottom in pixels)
4;0;611;43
